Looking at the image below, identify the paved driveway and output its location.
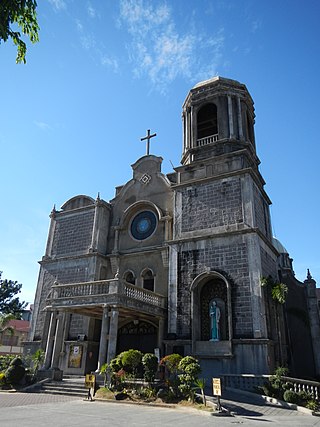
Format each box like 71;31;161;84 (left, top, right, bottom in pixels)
0;393;319;427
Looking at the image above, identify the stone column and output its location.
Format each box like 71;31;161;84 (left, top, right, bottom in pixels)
182;112;186;153
113;226;120;254
97;305;110;371
157;318;164;353
90;197;100;252
168;245;178;334
51;312;65;369
107;308;119;363
305;272;320;376
190;105;195;147
246;234;267;338
228;95;234;138
45;207;56;257
44;310;57;369
237;96;244;140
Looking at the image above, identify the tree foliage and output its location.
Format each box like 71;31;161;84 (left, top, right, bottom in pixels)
0;272;27;317
0;0;39;63
260;276;288;304
0;313;15;335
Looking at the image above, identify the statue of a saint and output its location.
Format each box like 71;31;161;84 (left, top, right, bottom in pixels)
209;300;221;341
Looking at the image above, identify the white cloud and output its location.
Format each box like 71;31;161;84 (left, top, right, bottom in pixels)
101;55;119;73
119;0;224;93
251;20;262;33
34;121;52;131
87;2;96;18
48;0;66;11
75;18;96;50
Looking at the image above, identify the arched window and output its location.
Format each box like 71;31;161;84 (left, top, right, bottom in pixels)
197;103;218;140
142;269;154;292
124;271;135;285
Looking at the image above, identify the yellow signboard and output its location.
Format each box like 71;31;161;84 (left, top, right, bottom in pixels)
212;377;221;396
85;374;96;389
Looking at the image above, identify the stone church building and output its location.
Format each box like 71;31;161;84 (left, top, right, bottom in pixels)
27;77;320;380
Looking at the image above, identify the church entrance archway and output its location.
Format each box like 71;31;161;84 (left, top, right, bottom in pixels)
117;320;157;354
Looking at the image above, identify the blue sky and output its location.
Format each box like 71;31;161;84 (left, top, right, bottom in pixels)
1;0;319;304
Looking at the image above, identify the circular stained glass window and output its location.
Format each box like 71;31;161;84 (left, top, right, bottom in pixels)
130;211;157;240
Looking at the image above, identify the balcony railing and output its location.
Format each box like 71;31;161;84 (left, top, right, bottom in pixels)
49;279;166;310
196;134;218;147
220;374;320;401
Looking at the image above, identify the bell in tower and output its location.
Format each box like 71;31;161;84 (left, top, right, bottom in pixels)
181;76;256;165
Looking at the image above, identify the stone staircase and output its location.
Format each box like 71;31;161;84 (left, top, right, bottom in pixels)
39;376;88;398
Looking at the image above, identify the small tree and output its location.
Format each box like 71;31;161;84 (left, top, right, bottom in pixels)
31;349;44;380
178;356;201;401
100;363;110;388
160;353;182;378
193;378;207;406
0;313;15;335
142;353;158;382
120;349;143;378
0;272;27;317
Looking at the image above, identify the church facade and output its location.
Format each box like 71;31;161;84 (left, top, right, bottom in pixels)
27;77;320;380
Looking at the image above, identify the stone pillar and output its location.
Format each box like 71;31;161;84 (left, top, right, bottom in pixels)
182;112;186;153
45;207;56;257
228;95;234;138
237;96;244;140
305;272;320;376
168;245;178;334
113;226;120;254
44;311;57;369
157;318;164;354
246;234;267;338
51;312;65;369
107;308;119;363
191;105;195;147
97;305;110;371
90;197;100;252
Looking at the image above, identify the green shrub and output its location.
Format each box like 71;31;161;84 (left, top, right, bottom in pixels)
119;349;143;377
10;357;23;367
283;389;300;404
269;366;290;399
283;389;313;406
109;357;122;373
306;400;319;411
0;372;6;386
0;355;16;371
5;364;25;385
178;356;201;401
142;353;158;382
160;354;182;375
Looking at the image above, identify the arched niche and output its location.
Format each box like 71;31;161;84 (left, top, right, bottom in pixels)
191;271;233;355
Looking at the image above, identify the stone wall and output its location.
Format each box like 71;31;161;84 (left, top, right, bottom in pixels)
254;185;271;239
52;210;94;257
180;178;243;232
177;238;253;339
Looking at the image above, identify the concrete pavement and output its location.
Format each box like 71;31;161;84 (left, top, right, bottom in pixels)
0;391;319;426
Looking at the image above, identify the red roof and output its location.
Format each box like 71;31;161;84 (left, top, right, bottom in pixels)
8;319;30;333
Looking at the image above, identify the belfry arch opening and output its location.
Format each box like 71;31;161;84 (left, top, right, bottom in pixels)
197;103;218;141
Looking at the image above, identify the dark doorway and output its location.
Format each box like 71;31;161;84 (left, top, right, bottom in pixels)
117;321;157;354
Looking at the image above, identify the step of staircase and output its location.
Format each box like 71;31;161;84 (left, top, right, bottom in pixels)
40;377;88;398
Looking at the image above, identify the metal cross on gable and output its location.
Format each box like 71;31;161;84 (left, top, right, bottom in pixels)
141;129;157;156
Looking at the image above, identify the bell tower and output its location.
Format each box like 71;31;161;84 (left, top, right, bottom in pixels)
168;76;280;375
181;76;256;165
